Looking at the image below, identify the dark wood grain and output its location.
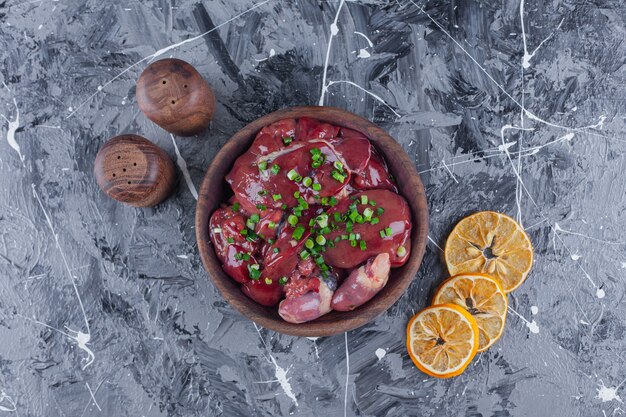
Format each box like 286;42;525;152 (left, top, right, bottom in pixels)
94;134;177;207
195;106;429;337
136;58;216;136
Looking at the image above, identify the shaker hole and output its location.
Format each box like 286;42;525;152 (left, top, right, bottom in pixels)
117;156;121;159
184;85;188;88
128;181;131;185
162;80;166;84
122;168;126;172
133;162;137;166
171;100;176;104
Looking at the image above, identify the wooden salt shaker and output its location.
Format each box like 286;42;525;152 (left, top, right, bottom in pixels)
136;58;216;136
94;134;176;207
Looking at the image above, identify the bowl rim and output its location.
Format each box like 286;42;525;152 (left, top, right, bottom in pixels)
195;106;428;336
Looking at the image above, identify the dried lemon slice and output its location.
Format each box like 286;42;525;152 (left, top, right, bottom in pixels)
406;304;479;378
444;211;533;292
433;274;507;351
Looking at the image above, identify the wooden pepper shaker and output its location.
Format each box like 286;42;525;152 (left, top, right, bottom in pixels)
94;134;176;207
136;58;216;136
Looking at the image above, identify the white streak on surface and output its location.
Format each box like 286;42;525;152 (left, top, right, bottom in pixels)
318;0;346;105
354;31;374;47
66;0;271;118
356;48;371;58
307;337;320;359
0;390;17;412
32;185;94;369
343;332;350;417
375;348;386;360
597;381;622;403
85;383;102;411
170;134;198;200
554;222;625;246
508;306;539;334
1;95;23;162
326;80;401;118
253;324;298;406
531;306;538;315
520;0;564;68
427;235;443;252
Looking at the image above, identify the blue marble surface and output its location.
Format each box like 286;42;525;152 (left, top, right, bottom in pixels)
0;0;625;416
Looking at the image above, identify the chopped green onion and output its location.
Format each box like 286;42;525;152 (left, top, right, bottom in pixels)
310;148;321;156
271;164;281;174
316;235;327;245
250;214;260;223
349;210;359;222
350;240;357;247
331;170;345;183
300;250;310;259
305;239;315;249
263;277;272;285
268;221;276;229
360;240;367;251
346;222;354;232
282;136;293;145
355;214;364;224
334;161;343;171
316;214;329;228
312;153;321;162
333;212;342;222
371;217;380;225
377;207;385;215
234;252;243;260
363;207;374;220
281;204;287;210
397;246;407;257
311;160;321;169
303;177;313;187
243;253;251;261
256;204;266;211
248;264;261;280
232;202;240;212
279;276;288;285
297;198;309;209
295;175;303;182
341;234;349;240
321;197;329;205
226;237;234;244
273;247;280;253
287;169;299;180
314;256;325;265
292;225;305;240
267;238;275;244
369;200;377;207
258;190;268;196
329;197;338;206
272;194;282;201
379;230;386;238
246;219;255;230
287;215;298;226
361;195;368;205
293;191;300;198
240;229;248;236
258;160;267;170
385;227;393;236
312;183;322;191
213;227;222;234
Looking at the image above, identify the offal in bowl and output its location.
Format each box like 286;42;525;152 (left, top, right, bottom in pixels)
209;117;413;323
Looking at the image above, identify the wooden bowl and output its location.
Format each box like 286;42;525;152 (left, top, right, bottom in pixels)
196;106;428;336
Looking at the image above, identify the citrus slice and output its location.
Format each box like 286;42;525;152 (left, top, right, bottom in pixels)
444;211;533;292
406;304;479;378
432;274;508;351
